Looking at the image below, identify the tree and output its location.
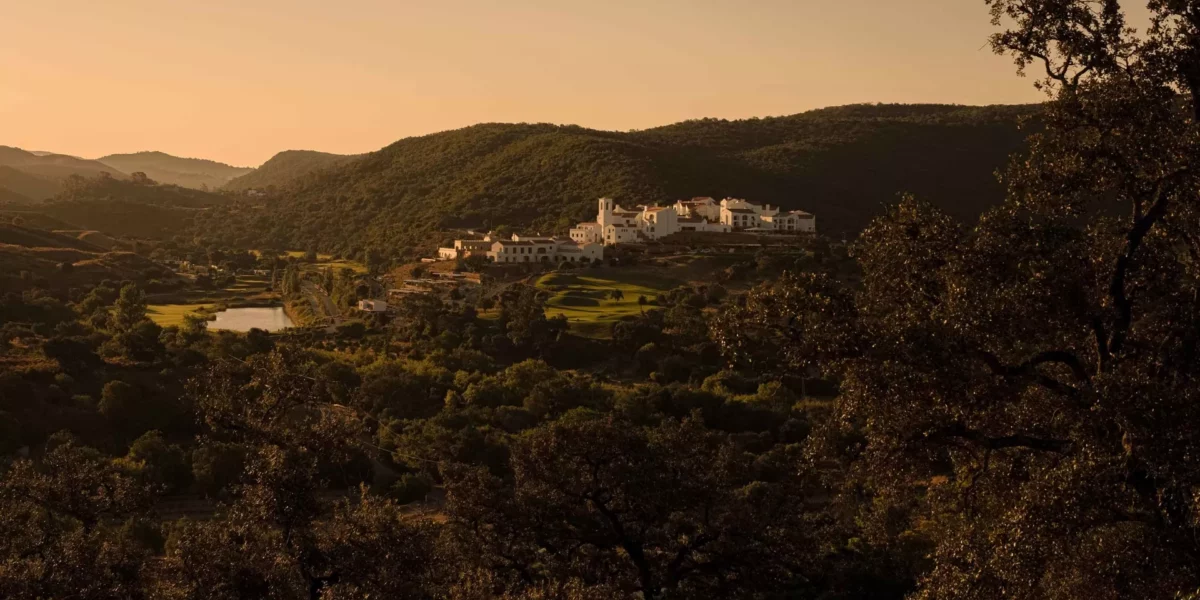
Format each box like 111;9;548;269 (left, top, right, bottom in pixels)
715;3;1200;595
124;430;192;494
112;283;149;333
322;266;334;294
637;294;648;314
499;285;566;357
608;288;625;302
0;434;155;598
442;416;814;598
161;348;373;600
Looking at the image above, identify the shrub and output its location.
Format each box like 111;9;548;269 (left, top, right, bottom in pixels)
389;472;433;504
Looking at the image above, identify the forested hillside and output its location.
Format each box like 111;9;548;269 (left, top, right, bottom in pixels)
98;151;253;190
196;104;1036;258
32;174;235;239
222;149;358;191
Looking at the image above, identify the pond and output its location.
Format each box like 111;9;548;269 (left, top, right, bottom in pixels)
207;307;294;332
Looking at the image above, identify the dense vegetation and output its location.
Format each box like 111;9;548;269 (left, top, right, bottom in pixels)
98;151;253;190
27;173;235;239
223;150;359;192
195;104;1035;260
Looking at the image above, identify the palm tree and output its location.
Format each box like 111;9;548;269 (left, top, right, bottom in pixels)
637;295;648;314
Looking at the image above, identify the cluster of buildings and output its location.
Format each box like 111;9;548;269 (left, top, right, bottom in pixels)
570;197;815;245
439;234;604;264
438;196;815;264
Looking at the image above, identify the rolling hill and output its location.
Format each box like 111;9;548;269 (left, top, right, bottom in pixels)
194;103;1038;259
98;151;253;189
0;146;124;180
0;210;80;231
0;186;31;204
0;166;63;201
0;223;105;252
34;174;236;239
0;222;172;294
222;150;359;191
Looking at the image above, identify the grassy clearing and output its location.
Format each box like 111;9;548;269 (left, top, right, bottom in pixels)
147;275;278;326
147;303;213;327
251;249;334;261
312;258;367;274
249;249;367;274
536;269;681;338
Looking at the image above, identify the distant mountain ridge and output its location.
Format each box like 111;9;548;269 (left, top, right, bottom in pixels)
98;151;253;190
193;103;1040;260
223;150;359;191
0;146;124;180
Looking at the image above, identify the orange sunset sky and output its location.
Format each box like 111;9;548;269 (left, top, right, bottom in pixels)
0;0;1144;167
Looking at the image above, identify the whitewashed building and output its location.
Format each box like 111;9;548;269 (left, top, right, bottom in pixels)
578;196;813;246
486;236;603;264
438;237;496;261
358;299;388;312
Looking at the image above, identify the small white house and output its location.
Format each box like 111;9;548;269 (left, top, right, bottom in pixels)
358;299;388;312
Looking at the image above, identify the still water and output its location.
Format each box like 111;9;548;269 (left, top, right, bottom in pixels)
207;307;293;332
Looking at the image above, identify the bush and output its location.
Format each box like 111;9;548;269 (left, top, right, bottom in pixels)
389;472;433;504
336;320;367;339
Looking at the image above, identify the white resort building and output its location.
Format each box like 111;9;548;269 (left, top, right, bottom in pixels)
571;197;815;246
438;196;815;263
438;233;604;264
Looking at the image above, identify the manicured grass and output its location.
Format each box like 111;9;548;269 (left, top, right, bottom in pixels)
250;249;367;274
312;259;367;274
147;275;277;326
147;303;212;327
251;249;333;260
536;269;681;338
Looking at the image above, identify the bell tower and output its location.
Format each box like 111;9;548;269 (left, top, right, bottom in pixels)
597;197;614;228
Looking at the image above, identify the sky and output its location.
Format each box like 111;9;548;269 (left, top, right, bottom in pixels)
0;0;1070;167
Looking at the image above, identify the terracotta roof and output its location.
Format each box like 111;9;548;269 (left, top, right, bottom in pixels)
496;240;534;246
728;208;757;214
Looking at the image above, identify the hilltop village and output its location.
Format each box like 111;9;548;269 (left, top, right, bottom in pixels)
439;196;816;264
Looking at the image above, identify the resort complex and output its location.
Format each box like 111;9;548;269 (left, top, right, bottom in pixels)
439;196;816;263
572;196;815;245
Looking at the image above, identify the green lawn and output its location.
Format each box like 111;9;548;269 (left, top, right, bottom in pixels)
250;249;367;274
536;269;681;338
148;303;212;327
147;276;275;327
312;259;367;274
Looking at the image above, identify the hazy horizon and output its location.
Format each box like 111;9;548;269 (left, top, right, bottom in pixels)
1;0;1094;166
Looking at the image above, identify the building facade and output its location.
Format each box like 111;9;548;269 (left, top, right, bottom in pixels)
486;236;604;264
438;237;497;260
578;196;814;245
